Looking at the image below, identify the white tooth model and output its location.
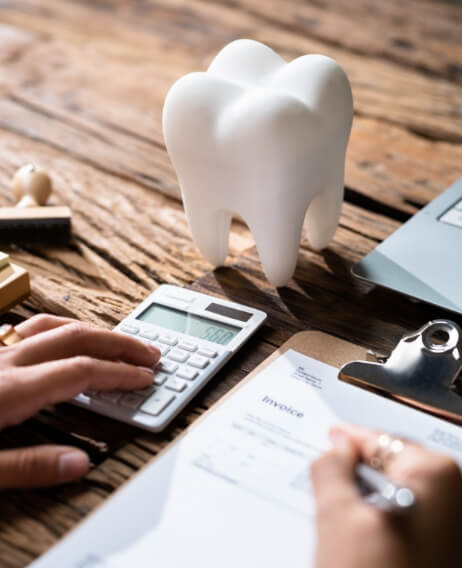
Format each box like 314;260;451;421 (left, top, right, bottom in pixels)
163;39;353;287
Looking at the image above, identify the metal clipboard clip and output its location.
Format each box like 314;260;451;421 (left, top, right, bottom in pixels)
339;320;462;423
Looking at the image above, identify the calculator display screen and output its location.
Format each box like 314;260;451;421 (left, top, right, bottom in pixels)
136;304;241;345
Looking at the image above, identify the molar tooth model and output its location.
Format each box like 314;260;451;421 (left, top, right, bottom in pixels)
163;39;353;287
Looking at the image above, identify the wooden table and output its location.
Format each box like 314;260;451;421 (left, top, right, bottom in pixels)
0;1;461;565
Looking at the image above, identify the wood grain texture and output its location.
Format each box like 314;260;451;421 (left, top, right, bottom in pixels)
0;0;460;212
0;0;460;565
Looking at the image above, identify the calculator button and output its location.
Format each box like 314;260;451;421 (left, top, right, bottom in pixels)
153;372;168;386
120;325;139;335
134;384;156;396
197;347;217;358
165;377;187;392
152;342;170;356
167;349;190;363
139;330;159;341
178;341;198;352
157;360;179;374
187;355;209;369
158;334;178;347
176;367;199;381
119;393;145;410
141;391;175;416
99;391;121;404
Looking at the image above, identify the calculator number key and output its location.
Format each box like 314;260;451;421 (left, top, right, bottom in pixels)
141;391;175;416
165;377;187;392
152;342;170;356
187;355;210;369
178;340;198;352
176;367;199;381
197;347;217;358
139;330;159;341
157;360;179;374
119;392;145;410
98;391;121;404
119;325;139;335
167;349;190;363
134;384;156;396
158;334;178;346
153;372;168;386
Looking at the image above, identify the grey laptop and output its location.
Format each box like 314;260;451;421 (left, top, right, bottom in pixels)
352;177;462;314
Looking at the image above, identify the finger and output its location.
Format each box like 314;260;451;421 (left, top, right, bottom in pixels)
331;424;444;485
0;445;89;489
311;429;361;511
15;314;77;338
0;358;154;428
11;322;160;368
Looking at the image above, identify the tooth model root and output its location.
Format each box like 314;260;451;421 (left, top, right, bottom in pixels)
304;165;345;251
248;201;307;288
183;197;231;266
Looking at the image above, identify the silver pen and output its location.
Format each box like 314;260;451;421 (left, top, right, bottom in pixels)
356;463;416;513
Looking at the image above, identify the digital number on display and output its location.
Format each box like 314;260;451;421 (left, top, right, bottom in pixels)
200;326;236;345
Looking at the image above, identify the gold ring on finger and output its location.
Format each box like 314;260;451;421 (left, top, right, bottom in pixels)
369;433;405;470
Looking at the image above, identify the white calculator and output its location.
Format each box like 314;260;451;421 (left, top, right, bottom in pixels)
72;285;267;432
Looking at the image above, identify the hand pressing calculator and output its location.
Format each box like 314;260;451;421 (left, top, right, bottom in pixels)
72;285;267;432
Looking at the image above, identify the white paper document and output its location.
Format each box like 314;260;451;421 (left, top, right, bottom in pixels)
31;350;462;568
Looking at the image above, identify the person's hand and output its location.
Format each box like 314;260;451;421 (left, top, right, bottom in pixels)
0;314;160;489
311;424;462;568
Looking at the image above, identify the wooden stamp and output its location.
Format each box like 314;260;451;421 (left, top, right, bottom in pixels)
0;164;72;243
0;251;30;314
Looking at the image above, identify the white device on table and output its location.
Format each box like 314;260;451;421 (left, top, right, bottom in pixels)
72;285;267;432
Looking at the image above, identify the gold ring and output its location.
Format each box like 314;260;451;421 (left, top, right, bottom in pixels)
369;433;405;470
0;324;23;346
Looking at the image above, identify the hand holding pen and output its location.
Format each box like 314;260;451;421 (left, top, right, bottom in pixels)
311;424;462;568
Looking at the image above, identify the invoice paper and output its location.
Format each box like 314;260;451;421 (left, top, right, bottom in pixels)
31;350;462;568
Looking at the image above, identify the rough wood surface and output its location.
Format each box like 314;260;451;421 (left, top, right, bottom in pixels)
0;1;461;566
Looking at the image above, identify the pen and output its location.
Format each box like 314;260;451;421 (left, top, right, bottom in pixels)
356;463;416;513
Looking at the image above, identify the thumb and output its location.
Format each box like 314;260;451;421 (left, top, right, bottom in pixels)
311;428;361;511
0;445;90;489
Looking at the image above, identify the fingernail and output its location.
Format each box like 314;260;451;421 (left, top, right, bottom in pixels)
148;344;161;360
59;451;89;480
329;428;351;451
139;366;155;377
